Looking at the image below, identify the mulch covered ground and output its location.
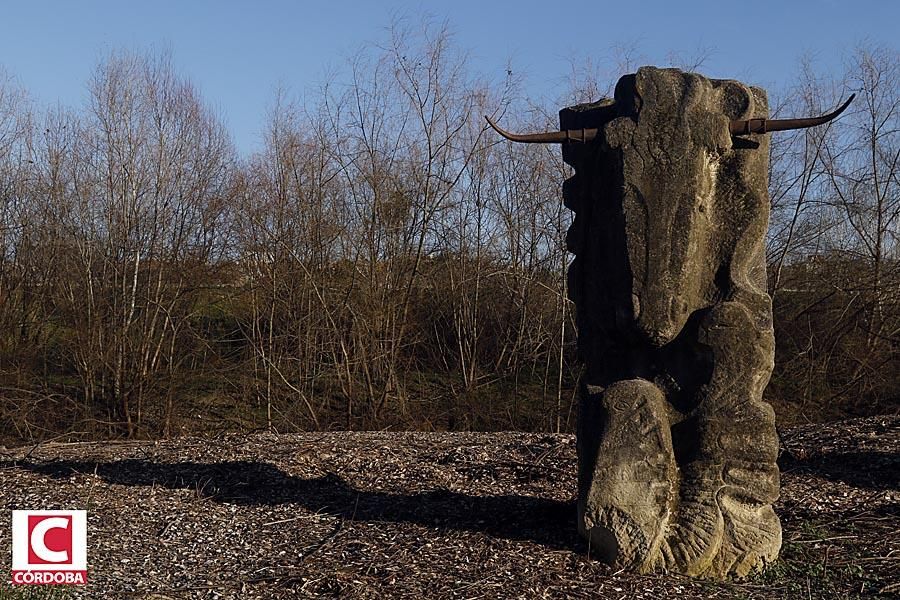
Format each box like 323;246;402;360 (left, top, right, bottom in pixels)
0;416;897;599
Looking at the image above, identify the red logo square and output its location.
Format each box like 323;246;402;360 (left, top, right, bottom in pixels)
11;510;87;585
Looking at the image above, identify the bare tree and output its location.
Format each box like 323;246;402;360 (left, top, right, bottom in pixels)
51;51;234;436
767;44;900;419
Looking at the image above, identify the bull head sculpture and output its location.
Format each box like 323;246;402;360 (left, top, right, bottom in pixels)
487;68;854;580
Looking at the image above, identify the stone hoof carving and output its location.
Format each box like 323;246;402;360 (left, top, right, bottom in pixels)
578;380;675;568
563;67;782;579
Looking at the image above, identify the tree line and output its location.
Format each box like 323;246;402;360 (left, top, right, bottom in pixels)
0;23;896;442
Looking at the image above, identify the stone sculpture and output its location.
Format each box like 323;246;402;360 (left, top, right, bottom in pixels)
486;67;853;579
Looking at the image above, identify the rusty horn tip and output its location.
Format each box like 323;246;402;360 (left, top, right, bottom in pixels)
484;115;600;144
730;94;857;136
484;115;575;144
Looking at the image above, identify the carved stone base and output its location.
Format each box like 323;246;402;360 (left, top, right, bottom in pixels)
578;377;781;579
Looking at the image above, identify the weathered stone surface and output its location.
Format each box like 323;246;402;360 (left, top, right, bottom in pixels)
566;67;781;579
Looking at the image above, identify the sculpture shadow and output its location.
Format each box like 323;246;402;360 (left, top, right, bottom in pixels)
779;450;899;490
5;459;578;550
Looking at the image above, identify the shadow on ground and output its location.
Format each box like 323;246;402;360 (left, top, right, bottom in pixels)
8;445;894;552
4;458;578;550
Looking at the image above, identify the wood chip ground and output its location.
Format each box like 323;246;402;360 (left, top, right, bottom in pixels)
0;416;897;599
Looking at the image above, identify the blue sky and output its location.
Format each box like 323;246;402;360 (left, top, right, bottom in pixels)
0;1;895;155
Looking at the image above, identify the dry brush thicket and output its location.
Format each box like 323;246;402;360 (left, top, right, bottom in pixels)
0;30;897;442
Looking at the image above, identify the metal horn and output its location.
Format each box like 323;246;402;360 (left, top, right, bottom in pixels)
486;93;855;142
730;94;856;136
485;116;598;144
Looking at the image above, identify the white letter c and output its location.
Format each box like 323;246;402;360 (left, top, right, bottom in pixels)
31;517;69;563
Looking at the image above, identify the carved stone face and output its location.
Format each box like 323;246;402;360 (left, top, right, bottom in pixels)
598;68;770;346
